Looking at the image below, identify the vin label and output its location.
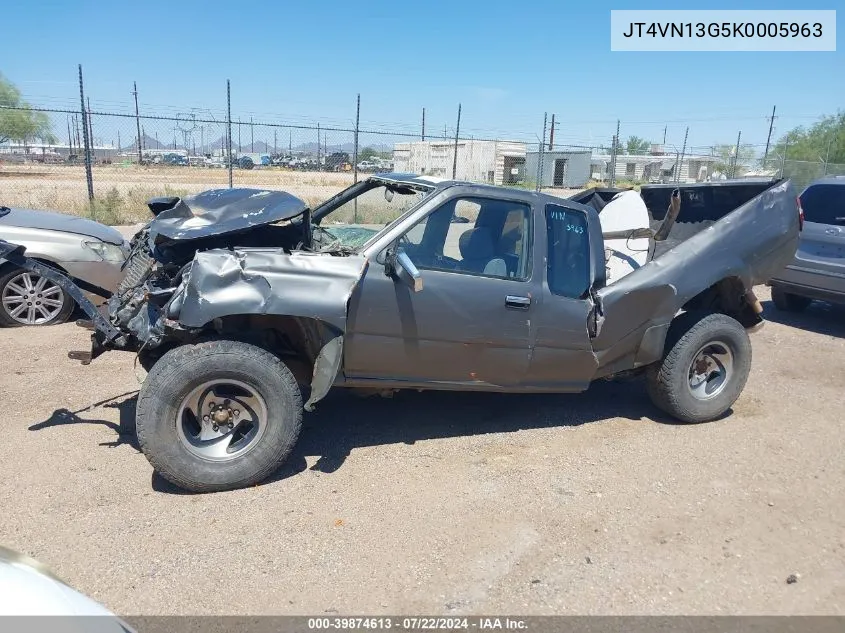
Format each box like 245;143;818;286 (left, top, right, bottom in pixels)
610;10;836;51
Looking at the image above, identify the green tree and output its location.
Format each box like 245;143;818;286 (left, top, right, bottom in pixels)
626;136;651;155
712;143;755;175
0;73;55;145
773;111;845;164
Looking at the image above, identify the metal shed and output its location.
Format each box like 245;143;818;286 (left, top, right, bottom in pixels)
525;150;592;188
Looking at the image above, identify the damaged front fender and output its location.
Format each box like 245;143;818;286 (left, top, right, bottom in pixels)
165;248;369;409
173;248;368;331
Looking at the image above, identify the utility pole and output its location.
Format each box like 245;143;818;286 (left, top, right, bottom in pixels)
452;103;461;180
763;105;777;162
548;113;555;151
66;116;73;157
238;118;241;153
132;81;143;165
421;107;426;141
250;116;254;152
663;125;667;145
317;122;321;171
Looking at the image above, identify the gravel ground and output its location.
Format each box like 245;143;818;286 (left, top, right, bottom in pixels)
0;286;843;616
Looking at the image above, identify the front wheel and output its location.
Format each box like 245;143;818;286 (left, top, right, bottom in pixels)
136;339;303;493
646;312;752;423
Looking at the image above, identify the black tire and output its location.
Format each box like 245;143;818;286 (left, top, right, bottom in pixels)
771;286;812;312
0;266;75;327
136;339;303;493
646;312;752;423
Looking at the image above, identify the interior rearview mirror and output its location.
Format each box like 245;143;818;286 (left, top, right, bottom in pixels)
388;249;423;292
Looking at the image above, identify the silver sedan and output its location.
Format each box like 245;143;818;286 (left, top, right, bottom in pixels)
0;205;129;326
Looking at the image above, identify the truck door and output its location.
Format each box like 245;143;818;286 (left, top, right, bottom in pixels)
521;202;599;391
344;194;537;387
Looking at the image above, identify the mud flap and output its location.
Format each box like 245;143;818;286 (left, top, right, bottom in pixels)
304;335;344;412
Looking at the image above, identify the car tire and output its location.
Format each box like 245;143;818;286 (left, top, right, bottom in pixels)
646;312;752;423
771;286;812;312
0;266;75;327
135;339;303;493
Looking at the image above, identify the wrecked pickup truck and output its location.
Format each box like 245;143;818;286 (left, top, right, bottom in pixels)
0;174;801;492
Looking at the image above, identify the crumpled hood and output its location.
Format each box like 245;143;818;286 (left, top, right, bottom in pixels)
148;188;308;242
0;207;125;245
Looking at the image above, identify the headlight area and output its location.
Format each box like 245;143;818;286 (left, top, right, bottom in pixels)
83;240;127;263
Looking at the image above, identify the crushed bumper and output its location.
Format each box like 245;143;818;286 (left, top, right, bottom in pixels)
0;239;127;362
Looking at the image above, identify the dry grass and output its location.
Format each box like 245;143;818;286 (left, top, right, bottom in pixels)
0;164;356;225
1;163;587;226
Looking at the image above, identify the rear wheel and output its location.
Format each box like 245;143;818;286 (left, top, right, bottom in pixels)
0;267;74;327
136;339;303;493
646;312;752;423
771;286;812;312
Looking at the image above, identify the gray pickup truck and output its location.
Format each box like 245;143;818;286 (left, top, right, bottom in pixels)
0;174;800;493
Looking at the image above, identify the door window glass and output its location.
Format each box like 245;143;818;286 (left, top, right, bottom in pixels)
398;197;532;281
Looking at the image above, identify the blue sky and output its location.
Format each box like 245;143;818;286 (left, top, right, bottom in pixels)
2;0;842;153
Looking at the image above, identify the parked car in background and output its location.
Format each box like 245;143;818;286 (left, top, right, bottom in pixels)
0;205;128;326
768;176;845;311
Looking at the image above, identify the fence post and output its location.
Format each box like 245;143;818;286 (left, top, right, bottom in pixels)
421;107;425;141
317;123;321;171
679;126;689;182
731;130;742;179
353;94;361;223
536;112;547;192
133;81;143;165
452;103;461;180
609;119;620;187
77;64;95;207
227;79;233;188
780;133;789;178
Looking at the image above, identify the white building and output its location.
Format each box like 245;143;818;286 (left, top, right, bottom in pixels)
392;140;527;185
591;152;720;184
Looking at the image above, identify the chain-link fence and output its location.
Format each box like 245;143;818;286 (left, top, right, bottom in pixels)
2;81;840;226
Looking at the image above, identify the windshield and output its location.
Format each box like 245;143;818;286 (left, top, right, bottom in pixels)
312;182;433;252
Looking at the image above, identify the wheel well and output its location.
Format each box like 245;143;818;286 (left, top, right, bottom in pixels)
0;257;68;276
682;277;763;328
144;314;341;387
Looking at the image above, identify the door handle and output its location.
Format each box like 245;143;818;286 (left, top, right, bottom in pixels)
825;227;840;235
505;295;531;309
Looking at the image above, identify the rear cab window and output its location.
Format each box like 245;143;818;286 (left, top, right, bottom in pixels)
545;204;591;299
800;183;845;226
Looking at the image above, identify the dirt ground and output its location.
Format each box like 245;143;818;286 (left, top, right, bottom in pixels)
0;286;843;616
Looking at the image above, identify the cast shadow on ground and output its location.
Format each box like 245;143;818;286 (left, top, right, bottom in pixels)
29;390;141;451
148;378;699;493
762;299;845;339
27;379;706;494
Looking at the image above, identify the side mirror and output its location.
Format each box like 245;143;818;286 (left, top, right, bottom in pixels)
386;248;423;292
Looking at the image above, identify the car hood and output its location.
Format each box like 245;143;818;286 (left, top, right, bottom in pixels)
0;207;125;245
148;188;309;242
